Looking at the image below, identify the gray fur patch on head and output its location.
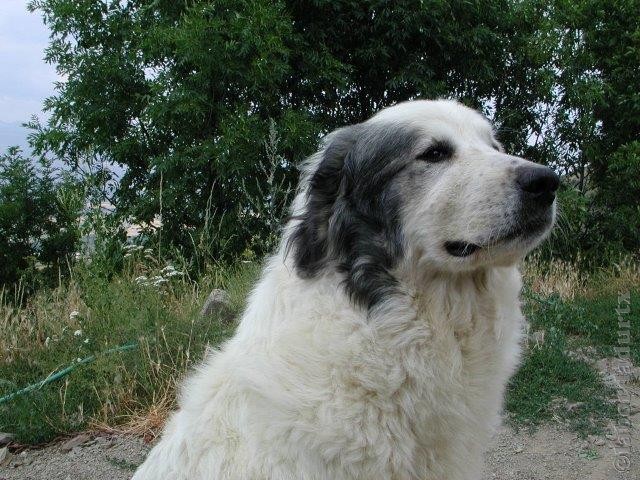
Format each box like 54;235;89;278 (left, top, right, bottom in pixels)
289;121;421;309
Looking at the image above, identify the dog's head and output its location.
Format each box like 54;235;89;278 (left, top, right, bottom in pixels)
289;100;558;308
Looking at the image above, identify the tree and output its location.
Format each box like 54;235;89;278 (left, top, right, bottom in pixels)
28;0;559;260
27;0;639;263
544;0;640;258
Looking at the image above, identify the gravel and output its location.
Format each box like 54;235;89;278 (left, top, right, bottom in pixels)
0;435;148;480
2;419;637;480
2;358;638;480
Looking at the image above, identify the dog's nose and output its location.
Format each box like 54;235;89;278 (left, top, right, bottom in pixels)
516;165;560;205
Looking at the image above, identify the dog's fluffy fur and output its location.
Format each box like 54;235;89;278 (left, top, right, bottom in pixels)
133;100;557;480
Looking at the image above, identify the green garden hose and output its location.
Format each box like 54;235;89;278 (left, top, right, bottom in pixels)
0;342;138;405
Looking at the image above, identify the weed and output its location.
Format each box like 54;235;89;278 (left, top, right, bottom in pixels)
0;257;259;444
509;259;639;435
106;456;141;471
0;254;637;443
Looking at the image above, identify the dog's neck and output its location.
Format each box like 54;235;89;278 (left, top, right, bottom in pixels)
366;262;521;342
278;233;522;338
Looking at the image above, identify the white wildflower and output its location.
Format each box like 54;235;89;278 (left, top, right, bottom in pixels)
83;338;90;344
45;337;51;347
74;329;83;337
69;310;80;319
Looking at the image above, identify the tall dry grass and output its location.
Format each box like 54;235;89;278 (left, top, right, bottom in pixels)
523;254;640;300
2;249;637;444
0;254;259;444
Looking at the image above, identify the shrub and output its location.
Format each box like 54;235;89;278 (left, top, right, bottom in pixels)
0;147;82;289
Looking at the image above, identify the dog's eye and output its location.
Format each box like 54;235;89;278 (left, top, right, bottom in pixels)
417;142;453;163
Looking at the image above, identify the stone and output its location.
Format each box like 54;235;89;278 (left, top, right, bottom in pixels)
60;433;91;453
200;289;232;320
588;435;605;446
0;433;13;446
0;447;12;467
530;330;545;348
566;401;585;412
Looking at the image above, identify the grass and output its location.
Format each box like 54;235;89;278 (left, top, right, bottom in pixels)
507;257;639;435
0;252;637;444
0;253;259;444
106;457;141;472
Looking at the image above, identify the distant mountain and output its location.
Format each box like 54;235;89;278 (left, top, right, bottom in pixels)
0;120;32;154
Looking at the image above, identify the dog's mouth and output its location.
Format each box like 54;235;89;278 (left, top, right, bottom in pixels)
444;241;481;257
445;217;553;258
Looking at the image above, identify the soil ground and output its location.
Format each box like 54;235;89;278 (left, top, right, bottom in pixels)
2;357;638;480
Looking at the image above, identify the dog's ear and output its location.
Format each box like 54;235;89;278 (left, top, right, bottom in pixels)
291;126;357;277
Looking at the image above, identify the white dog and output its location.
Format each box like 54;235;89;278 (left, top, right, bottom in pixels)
133;100;558;480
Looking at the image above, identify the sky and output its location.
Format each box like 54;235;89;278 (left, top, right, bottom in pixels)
0;0;59;153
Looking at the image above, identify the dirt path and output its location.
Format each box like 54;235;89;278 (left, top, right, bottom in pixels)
2;358;638;479
1;418;637;480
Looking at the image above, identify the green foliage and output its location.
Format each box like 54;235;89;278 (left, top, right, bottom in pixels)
545;0;640;261
0;147;82;288
505;288;639;435
239;120;295;256
26;0;581;261
506;326;616;435
0;259;259;444
536;185;590;262
28;0;318;260
593;142;640;254
20;0;639;264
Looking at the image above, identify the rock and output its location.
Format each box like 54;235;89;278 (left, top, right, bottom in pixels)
566;401;585;412
588;435;605;446
530;330;545;348
93;435;116;449
200;289;232;320
60;433;91;453
0;446;12;466
0;432;13;446
16;451;32;466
